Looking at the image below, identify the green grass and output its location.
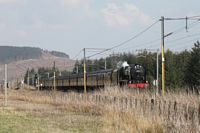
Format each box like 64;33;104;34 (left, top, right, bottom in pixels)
0;110;49;133
0;109;102;133
54;114;103;133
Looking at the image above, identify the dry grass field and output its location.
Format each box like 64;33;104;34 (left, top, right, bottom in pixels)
0;87;199;133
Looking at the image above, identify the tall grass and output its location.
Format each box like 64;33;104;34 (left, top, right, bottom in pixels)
0;86;199;133
102;106;163;133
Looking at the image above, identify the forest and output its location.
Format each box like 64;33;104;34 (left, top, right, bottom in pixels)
24;41;200;92
0;46;42;63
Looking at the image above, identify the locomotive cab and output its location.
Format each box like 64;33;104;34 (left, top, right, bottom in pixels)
129;64;149;88
130;64;146;83
118;62;149;88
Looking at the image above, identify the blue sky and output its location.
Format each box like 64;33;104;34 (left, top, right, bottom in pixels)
0;0;200;59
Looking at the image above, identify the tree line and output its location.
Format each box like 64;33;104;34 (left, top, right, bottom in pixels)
0;46;42;63
24;41;200;92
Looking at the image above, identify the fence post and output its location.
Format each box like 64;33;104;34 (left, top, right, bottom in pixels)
184;103;188;122
140;99;144;116
159;100;162;116
154;99;158;118
198;104;200;125
143;99;147;116
174;101;177;121
191;106;195;125
163;100;167;117
104;96;107;104
168;101;171;121
117;97;120;109
95;95;97;104
135;98;137;109
129;97;133;109
151;99;154;117
113;97;116;105
120;97;123;110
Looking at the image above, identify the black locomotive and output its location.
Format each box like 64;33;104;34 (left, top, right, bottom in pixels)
39;62;149;90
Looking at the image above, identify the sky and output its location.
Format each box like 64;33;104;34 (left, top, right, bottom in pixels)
0;0;200;59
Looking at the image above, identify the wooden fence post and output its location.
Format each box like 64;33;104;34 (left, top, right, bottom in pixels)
163;100;167;117
135;98;137;109
168;101;171;121
198;104;200;125
99;95;101;103
125;97;128;110
120;97;123;110
151;99;154;116
143;99;147;116
140;99;144;116
114;97;116;105
159;100;162;116
184;103;188;122
129;98;133;109
50;93;200;128
174;101;177;121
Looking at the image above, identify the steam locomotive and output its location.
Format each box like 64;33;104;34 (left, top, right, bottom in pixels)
39;61;149;90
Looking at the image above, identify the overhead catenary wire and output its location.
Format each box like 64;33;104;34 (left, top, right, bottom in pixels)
86;48;108;53
135;19;200;50
169;37;200;51
166;32;200;45
96;16;200;55
167;20;200;36
86;20;160;59
72;49;83;60
146;31;200;50
118;38;161;52
115;18;200;53
164;15;200;21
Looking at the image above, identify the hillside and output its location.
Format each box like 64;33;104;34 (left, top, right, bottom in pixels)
0;47;74;83
0;46;69;64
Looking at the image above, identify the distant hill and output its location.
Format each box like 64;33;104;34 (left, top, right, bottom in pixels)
0;46;74;83
0;46;69;64
50;51;69;58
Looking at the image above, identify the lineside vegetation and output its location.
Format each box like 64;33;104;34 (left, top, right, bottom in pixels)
1;87;199;132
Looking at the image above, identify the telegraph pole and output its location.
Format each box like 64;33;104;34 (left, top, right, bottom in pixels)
156;49;159;94
83;48;87;93
76;66;79;74
38;75;40;91
27;68;29;87
4;64;8;106
53;72;56;91
53;61;56;71
105;58;107;70
161;16;165;96
160;15;200;95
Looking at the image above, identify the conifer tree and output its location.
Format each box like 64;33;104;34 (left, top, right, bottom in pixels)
185;41;200;90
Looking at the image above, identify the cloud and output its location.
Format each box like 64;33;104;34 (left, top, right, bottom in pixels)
30;18;69;32
61;0;90;10
0;22;6;31
16;30;27;37
101;3;152;28
0;0;24;4
0;0;16;3
60;0;95;18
